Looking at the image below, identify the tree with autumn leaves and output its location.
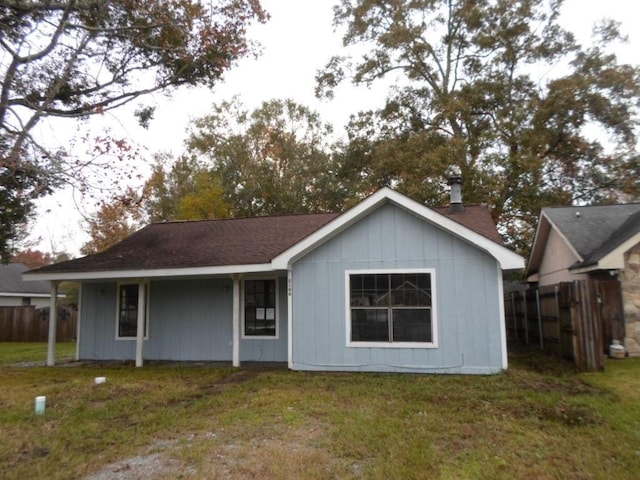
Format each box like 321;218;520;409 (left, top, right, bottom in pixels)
317;0;640;252
0;0;267;261
25;0;640;258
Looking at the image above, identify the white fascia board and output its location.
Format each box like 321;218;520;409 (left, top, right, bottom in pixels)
272;187;525;271
22;263;275;282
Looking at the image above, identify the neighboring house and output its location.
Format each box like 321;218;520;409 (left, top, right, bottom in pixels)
527;204;640;356
25;187;524;373
0;263;56;308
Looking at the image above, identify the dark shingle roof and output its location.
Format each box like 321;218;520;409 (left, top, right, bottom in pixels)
30;213;340;274
0;263;52;294
435;205;503;244
28;200;504;276
544;204;640;264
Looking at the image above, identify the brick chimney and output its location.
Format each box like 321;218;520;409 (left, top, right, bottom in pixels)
446;166;464;213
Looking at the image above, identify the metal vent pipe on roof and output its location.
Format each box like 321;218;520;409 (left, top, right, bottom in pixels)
446;165;464;213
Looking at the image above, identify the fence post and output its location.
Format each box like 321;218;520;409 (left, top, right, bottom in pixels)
511;292;518;341
523;290;529;345
536;289;544;350
555;285;561;357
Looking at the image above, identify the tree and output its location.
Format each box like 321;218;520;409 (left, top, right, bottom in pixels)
144;153;232;222
0;0;268;261
80;187;145;255
186;97;353;217
317;0;640;253
10;248;53;269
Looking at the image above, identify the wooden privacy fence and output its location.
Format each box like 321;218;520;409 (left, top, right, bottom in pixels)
0;306;77;342
505;280;624;371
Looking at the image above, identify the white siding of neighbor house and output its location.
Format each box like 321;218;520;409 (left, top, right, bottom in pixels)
79;277;288;362
0;296;51;308
537;227;588;286
290;202;505;374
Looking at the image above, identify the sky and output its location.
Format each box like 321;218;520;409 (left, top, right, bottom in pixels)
28;0;640;257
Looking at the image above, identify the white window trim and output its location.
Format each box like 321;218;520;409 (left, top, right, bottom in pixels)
345;268;438;349
115;281;150;340
241;276;279;340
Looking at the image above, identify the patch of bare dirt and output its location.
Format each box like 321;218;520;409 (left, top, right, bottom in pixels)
82;420;347;480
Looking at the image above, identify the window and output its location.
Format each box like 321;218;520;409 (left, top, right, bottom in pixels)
347;270;436;346
243;279;277;338
117;283;148;339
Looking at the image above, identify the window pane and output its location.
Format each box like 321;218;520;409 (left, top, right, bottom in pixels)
244;279;276;336
351;309;389;342
390;273;431;307
392;309;431;342
350;274;389;307
119;284;139;338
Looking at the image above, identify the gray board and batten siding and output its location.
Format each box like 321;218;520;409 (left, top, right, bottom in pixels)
79;276;288;362
290;202;505;374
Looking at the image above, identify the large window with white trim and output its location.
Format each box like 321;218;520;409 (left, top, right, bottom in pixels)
347;270;436;346
116;283;148;339
243;278;277;338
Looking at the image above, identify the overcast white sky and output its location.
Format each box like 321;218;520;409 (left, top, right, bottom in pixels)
29;0;640;257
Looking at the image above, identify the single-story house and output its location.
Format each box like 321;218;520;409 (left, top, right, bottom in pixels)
527;204;640;355
0;263;59;308
25;187;524;373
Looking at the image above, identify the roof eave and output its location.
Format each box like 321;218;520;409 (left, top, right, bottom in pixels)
570;231;640;274
23;263;277;282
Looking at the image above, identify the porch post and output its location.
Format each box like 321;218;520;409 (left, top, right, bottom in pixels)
135;282;146;367
46;281;59;366
232;274;241;367
75;284;82;361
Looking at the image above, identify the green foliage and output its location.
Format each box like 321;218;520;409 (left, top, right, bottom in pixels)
0;347;639;479
0;0;268;261
144;154;232;221
184;99;356;216
319;0;640;254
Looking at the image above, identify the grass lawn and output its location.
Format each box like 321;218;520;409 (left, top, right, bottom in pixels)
0;343;639;479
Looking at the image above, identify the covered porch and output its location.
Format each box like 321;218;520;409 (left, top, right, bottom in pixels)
41;270;292;368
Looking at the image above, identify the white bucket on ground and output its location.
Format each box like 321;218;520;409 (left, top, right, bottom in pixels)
35;396;46;415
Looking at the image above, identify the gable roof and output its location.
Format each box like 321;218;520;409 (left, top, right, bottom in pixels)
528;203;640;276
26;188;523;281
0;263;52;297
273;188;522;270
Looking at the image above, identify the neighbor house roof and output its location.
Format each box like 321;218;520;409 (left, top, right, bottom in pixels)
25;188;523;281
528;203;640;276
0;263;52;297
